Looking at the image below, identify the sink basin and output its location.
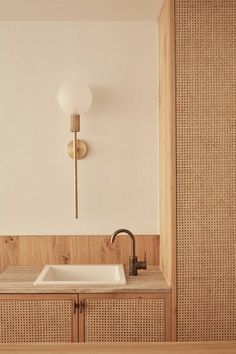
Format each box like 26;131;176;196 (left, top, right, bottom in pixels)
34;264;126;286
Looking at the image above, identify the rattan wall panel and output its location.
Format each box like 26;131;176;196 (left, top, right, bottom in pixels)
0;298;73;343
84;298;166;342
175;0;236;341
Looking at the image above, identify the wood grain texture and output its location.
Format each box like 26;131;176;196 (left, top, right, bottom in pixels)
158;0;176;340
0;342;235;354
0;235;159;274
0;266;170;294
175;0;236;341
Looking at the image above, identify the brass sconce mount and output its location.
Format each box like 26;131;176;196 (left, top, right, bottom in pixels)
67;140;88;160
68;115;87;159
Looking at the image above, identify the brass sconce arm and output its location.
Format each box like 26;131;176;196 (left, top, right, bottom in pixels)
58;81;92;218
70;114;80;219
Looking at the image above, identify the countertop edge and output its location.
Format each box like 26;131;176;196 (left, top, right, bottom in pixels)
0;266;171;294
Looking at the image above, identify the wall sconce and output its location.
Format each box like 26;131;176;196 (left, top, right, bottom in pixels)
57;81;92;218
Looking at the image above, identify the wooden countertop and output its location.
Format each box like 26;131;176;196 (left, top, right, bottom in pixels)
0;342;235;354
0;266;170;293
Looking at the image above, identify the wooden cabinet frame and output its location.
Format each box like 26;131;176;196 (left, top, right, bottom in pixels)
159;0;236;342
0;293;171;343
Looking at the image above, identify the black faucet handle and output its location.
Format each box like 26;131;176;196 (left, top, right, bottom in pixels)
135;253;147;272
143;252;147;269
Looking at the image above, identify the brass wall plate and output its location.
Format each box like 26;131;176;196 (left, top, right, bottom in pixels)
67;139;88;160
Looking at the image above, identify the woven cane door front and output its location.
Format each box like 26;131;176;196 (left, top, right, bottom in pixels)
175;0;236;341
0;294;78;343
79;294;170;342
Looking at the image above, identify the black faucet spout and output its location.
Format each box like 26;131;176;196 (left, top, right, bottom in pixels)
110;228;136;258
110;228;147;276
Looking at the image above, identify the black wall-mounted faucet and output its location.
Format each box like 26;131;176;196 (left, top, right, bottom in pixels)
110;229;147;276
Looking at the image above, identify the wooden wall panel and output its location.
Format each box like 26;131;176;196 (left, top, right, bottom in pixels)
175;0;236;341
0;235;159;274
158;0;176;340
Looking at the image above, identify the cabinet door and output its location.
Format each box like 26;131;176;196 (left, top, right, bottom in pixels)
0;294;78;343
79;293;171;342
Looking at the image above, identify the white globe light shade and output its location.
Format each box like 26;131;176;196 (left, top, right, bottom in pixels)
57;81;92;115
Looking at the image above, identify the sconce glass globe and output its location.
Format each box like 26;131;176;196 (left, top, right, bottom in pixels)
57;80;92;115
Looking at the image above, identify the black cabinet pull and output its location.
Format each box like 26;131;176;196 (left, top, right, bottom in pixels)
74;300;85;314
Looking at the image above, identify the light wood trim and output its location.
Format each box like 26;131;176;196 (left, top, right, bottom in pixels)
79;293;171;300
0;235;159;274
0;294;78;301
165;290;172;342
0;342;236;354
78;293;171;342
79;298;85;342
73;296;79;343
158;0;176;340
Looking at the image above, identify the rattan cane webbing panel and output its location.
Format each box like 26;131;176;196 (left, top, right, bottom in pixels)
175;0;236;341
0;299;73;343
84;298;166;342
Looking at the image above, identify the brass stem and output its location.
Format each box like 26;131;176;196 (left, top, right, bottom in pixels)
70;114;80;219
73;131;78;218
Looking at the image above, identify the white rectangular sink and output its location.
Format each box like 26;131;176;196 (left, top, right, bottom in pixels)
34;264;126;286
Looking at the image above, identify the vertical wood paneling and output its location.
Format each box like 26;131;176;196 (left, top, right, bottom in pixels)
1;237;20;271
0;235;159;274
158;0;176;340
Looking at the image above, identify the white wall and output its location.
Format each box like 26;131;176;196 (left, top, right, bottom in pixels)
0;21;158;235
